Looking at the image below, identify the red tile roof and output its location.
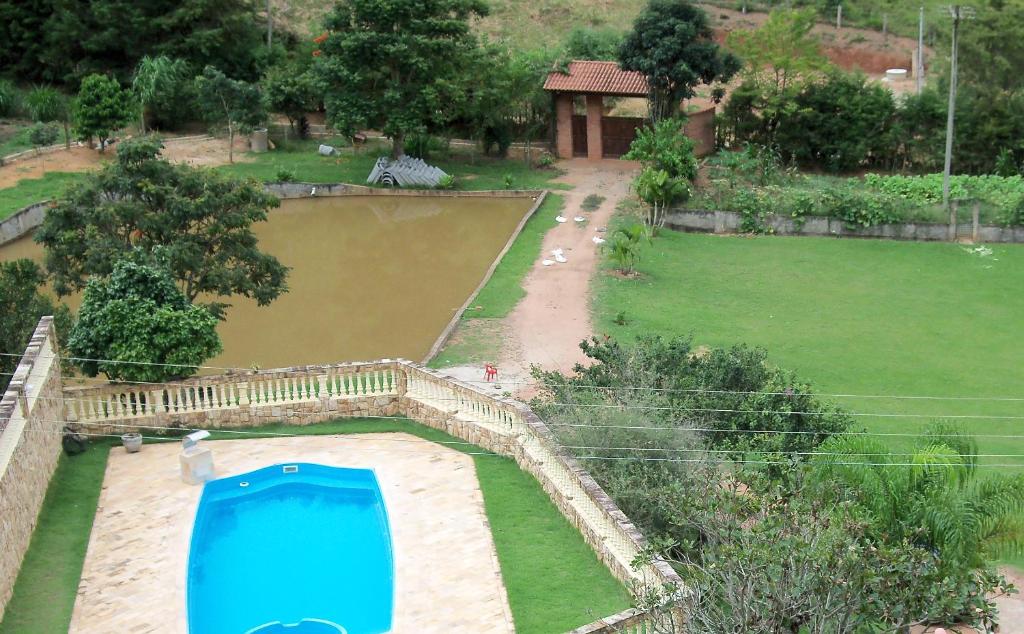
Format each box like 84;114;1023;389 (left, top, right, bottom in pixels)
543;61;649;97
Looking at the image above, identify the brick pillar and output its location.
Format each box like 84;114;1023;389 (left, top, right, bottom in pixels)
555;93;573;159
585;94;603;160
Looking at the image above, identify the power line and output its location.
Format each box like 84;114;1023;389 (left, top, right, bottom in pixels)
5;352;1024;403
20;425;1024;469
14;390;1024;422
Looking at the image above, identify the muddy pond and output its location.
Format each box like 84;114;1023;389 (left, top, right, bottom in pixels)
0;194;536;369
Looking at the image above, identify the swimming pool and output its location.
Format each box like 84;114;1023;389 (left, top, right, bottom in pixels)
187;464;394;634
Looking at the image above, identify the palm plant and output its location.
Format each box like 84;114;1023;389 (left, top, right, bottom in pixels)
132;55;187;134
634;166;690;228
811;426;1024;571
605;223;650;275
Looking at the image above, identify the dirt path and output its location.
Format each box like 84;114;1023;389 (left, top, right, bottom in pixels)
0;135;251;189
441;159;638;395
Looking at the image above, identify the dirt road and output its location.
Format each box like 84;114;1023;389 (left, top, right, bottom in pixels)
441;159;638;395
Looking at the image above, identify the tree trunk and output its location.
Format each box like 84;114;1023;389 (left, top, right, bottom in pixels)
391;133;405;159
140;109;146;135
62;121;70;149
228;123;235;163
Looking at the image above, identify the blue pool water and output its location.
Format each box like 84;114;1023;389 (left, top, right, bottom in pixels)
187;464;394;634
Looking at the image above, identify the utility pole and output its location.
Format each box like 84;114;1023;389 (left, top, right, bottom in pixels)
941;5;973;211
267;0;273;48
917;7;925;93
883;14;888;46
836;4;842;29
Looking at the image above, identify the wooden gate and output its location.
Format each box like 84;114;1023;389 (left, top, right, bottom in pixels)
601;116;646;158
571;115;588;157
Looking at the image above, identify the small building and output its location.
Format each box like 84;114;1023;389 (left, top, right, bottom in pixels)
543;60;716;160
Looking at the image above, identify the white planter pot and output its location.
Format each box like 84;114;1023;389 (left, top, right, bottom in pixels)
121;432;143;453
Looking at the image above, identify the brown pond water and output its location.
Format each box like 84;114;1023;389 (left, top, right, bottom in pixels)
0;195;535;368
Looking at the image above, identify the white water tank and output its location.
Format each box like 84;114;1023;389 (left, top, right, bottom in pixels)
886;68;908;81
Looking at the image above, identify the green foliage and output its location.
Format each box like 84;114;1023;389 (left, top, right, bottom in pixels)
633;167;689;228
263;64;318;135
864;172;1024;226
132;56;189;134
195;66;265;163
71;74;133;151
0;259;72;392
623;118;698;182
957;0;1024;94
405;133;449;161
275;168;297;182
563;27;622;61
618;0;740;120
27;123;60;149
605;223;649;273
317;0;488;158
13;0;265;85
811;428;1024;626
0;79;20;117
24;86;67;124
68;253;222;382
35;137;288;317
436;174;456;190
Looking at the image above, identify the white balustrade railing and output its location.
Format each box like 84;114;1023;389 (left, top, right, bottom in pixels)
64;363;401;424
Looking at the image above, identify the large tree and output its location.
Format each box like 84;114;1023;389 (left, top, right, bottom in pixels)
35;138;288;318
132;55;189;134
316;0;488;158
68;253;221;383
618;0;740;121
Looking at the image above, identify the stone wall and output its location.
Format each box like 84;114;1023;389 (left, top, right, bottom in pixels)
0;201;50;247
0;317;65;620
666;208;1024;243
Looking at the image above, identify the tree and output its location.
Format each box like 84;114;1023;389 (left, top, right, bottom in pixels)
316;0;488;158
633;167;689;228
68;253;221;383
35;138;288;317
563;27;622;61
0;259;72;393
0;1;54;82
34;0;266;86
132;55;188;134
72;74;133;151
605;224;650;274
957;0;1024;93
618;0;740;121
263;64;318;139
194;66;266;163
24;86;72;149
624;118;699;181
724;9;831;147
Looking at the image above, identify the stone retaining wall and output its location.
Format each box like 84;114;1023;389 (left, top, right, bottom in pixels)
666;208;1024;242
0;201;50;247
0;317;65;620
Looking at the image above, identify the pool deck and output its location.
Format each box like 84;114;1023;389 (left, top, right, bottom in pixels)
68;433;515;633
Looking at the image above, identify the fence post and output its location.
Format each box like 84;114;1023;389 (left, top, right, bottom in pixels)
948;200;959;241
972;201;980;242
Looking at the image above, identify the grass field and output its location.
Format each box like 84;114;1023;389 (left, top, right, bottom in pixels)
0;418;630;634
592;230;1024;565
594;231;1024;463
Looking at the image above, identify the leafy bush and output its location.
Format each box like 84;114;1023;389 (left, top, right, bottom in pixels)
0;80;21;117
624;118;698;182
27;122;60;149
436;174;456;190
405;133;448;161
0;259;72;393
864;172;1024;226
275;168;297;182
68;253;221;382
604;224;649;274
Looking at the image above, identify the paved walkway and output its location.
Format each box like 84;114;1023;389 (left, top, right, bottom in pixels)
69;434;513;634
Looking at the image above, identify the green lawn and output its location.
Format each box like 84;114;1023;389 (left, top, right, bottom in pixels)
0;418;631;634
595;232;1024;464
593;231;1024;565
0;172;84;221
